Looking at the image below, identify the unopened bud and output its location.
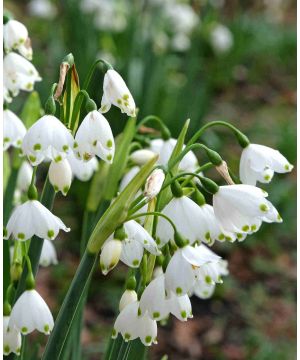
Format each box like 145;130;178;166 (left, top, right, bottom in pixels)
49;159;72;196
130;149;156;166
144;169;165;200
119;289;138;311
10;261;23;282
100;239;122;275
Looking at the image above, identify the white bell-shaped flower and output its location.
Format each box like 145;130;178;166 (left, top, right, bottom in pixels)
210;23;233;54
16;161;33;192
74;110;115;163
49;158;72;195
4;52;41;101
100;221;161;274
144;169;165;200
100;239;122;275
100;69;136;117
156;196;203;248
149;138;198;172
120;220;161;268
3;109;26;150
130;149;156;166
40;239;58;267
4;200;70;241
112;301;157;346
3;316;22;356
192;279;216;299
119;290;138;311
240;143;293;186
140;273;193;321
195;259;229;285
22;115;74;166
193;259;229;299
4;19;33;60
165;244;221;296
9;289;54;335
213;184;282;235
67;151;98;181
196;203;238;245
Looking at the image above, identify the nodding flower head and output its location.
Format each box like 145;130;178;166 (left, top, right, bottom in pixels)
4;19;33;60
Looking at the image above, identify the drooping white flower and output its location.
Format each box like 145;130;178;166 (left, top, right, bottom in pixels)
210;24;233;54
4;19;33;60
40;239;58;267
100;239;123;275
156;196;203;248
165;3;199;36
140;273;193;321
100;69;136;117
4;200;70;241
165;244;221;296
16;161;33;192
3;316;22;356
100;221;161;274
119;290;138;311
239;143;293;186
130;149;156;166
149;138;198;172
3;109;26;150
195;203;239;245
22;115;74;166
213;184;282;235
49;158;72;195
112;301;157;346
144;169;165;200
9;289;54;335
74;110;115;163
28;0;57;19
4;52;41;102
67;151;98;181
193;259;229;299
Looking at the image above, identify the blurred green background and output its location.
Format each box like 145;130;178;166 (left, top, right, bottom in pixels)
4;0;296;359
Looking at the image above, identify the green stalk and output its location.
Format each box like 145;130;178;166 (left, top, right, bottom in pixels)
3;166;19;295
187;120;250;148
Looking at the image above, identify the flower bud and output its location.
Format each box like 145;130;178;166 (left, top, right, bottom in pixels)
100;239;122;275
119;290;138;311
144;169;165;200
130;149;156;166
49;159;72;195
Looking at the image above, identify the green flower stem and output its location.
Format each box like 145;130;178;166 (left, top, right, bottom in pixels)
127;211;177;233
69;90;90;133
42;250;98;360
82;58;113;91
137;115;171;139
187;120;250;148
3;151;22;295
13;177;55;302
168;143;219;170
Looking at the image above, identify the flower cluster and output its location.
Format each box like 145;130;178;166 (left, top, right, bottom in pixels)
3;15;293;357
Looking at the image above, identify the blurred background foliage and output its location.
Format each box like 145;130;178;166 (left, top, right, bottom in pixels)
4;0;296;359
